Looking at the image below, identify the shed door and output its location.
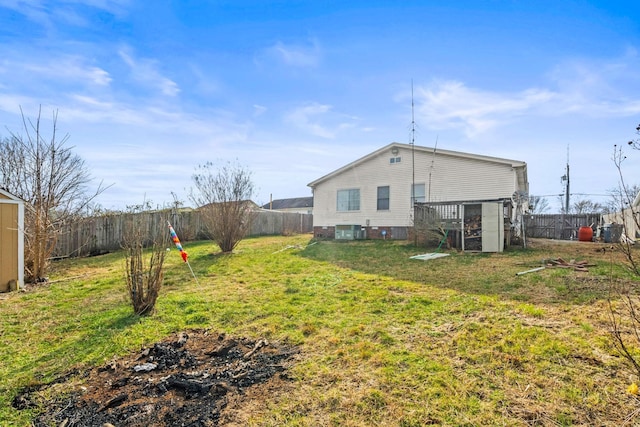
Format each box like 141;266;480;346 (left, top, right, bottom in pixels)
481;202;504;252
0;203;19;291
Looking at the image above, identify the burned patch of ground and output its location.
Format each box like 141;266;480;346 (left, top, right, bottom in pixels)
15;330;298;426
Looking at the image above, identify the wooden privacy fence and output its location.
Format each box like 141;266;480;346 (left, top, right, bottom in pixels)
524;213;601;240
53;209;313;258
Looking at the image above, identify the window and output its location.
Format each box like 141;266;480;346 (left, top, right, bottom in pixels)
411;183;426;205
337;189;360;211
377;186;390;210
389;157;401;164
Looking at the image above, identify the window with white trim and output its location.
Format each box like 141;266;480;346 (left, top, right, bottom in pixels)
377;186;390;210
411;183;426;205
337;189;360;211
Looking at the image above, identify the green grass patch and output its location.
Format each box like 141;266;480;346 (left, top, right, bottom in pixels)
0;236;638;425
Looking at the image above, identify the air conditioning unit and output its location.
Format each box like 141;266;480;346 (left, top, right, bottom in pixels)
335;225;364;240
354;228;366;240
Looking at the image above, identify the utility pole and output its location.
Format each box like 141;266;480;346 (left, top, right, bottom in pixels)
561;145;570;213
564;161;570;213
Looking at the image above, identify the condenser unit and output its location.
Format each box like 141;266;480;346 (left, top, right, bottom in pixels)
335;225;365;240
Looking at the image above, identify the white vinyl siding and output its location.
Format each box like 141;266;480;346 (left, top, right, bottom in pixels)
309;144;526;228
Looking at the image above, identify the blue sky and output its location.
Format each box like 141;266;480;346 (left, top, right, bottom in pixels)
1;0;639;212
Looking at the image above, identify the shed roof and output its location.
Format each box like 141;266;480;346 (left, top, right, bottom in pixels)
0;188;24;202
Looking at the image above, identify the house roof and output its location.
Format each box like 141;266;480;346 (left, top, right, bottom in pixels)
307;142;528;193
262;197;313;210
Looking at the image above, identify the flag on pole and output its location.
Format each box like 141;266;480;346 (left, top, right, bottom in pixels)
168;221;188;262
167;220;200;285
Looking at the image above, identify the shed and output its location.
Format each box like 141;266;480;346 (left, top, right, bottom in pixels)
601;190;640;243
0;189;25;291
414;199;510;252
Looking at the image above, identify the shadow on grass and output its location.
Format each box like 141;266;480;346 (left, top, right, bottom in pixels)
46;309;143;367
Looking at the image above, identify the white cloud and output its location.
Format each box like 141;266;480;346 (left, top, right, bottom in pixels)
283;102;362;139
0;0;130;28
260;39;321;68
33;57;111;86
62;93;250;144
0;0;51;28
67;0;130;13
0;53;112;90
414;55;640;138
414;80;555;137
546;55;640;116
0;94;44;119
284;102;335;138
189;64;221;95
118;48;180;97
253;104;267;117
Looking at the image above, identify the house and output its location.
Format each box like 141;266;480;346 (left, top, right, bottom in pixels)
601;190;640;243
0;189;24;291
307;143;529;251
261;197;313;214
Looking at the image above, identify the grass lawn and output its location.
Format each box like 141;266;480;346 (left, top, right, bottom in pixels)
1;235;639;426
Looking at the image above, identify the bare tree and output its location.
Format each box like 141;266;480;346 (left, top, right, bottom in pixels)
557;194;569;214
528;195;550;214
189;160;256;253
0;108;107;282
572;198;604;215
122;202;168;316
610;144;640;275
607;128;640;386
607;184;640;214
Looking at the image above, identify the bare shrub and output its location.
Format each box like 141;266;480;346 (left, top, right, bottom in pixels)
607;129;640;388
123;206;168;316
608;287;640;379
413;204;449;247
189;161;256;253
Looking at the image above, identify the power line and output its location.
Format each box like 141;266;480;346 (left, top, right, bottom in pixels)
534;193;610;198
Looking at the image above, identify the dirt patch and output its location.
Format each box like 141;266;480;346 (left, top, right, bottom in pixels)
14;330;298;426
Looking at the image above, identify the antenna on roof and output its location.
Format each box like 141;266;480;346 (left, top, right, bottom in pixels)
411;80;416;204
411;80;417;246
411;80;416;147
428;135;438;202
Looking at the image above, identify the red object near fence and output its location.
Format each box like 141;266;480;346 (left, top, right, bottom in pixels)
578;226;593;242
